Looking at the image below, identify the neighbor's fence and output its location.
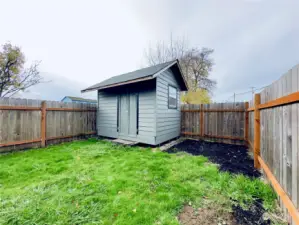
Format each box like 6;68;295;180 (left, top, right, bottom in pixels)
247;64;299;224
0;98;97;153
181;102;247;145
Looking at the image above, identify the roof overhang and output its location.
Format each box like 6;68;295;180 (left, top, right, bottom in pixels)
81;75;154;93
81;60;188;93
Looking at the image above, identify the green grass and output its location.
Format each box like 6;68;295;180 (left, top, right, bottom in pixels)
0;139;278;225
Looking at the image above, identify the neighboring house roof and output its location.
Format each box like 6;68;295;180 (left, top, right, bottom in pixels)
81;60;188;92
62;96;97;103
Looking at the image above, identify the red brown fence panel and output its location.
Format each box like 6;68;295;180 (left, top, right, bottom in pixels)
0;98;97;153
181;102;247;145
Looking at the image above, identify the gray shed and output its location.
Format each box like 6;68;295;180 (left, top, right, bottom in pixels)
82;60;188;145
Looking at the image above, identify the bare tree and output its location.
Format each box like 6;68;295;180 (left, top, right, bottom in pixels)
145;35;188;65
0;42;43;98
144;36;216;92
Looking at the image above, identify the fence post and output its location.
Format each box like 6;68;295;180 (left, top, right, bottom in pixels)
254;94;261;169
41;101;46;147
245;102;249;141
200;104;204;137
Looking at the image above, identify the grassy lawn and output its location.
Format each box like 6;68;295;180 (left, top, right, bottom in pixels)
0;139;278;224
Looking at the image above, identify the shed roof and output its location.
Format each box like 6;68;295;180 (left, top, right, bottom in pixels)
62;96;97;103
81;60;188;92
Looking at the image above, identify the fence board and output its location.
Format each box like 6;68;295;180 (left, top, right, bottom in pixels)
181;102;246;144
286;70;293;199
0;98;97;153
254;64;299;222
297;65;299;210
291;65;298;211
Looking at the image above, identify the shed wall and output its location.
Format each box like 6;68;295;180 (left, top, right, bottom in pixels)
136;88;156;144
155;68;181;144
98;91;118;138
97;81;156;145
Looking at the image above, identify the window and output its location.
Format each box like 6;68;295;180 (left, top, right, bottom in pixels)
168;85;177;109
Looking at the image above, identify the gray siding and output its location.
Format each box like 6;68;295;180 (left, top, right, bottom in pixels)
97;91;118;138
97;82;156;145
135;89;156;144
155;68;181;144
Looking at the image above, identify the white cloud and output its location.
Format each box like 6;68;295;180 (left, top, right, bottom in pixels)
19;73;96;101
1;0;299;103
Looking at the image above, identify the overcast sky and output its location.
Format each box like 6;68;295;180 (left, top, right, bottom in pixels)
1;0;299;102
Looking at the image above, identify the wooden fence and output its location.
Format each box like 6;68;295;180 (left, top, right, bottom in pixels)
181;102;247;145
247;64;299;224
0;98;97;153
2;64;299;222
181;63;299;223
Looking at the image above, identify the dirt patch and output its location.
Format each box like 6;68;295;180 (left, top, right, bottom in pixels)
167;139;260;178
179;205;237;225
179;200;272;225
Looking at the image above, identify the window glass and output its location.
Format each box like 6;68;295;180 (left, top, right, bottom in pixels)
168;86;177;109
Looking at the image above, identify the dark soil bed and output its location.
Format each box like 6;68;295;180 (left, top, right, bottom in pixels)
232;199;271;225
167;139;260;178
168;139;272;224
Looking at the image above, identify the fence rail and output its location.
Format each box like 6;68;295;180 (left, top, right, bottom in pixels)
0;98;97;153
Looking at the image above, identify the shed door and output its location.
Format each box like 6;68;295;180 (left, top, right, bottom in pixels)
119;92;138;138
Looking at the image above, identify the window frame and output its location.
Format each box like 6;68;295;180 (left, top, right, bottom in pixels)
168;85;178;109
117;95;120;132
136;93;139;134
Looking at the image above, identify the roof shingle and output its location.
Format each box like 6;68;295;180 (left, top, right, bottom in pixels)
82;60;177;92
64;96;97;103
